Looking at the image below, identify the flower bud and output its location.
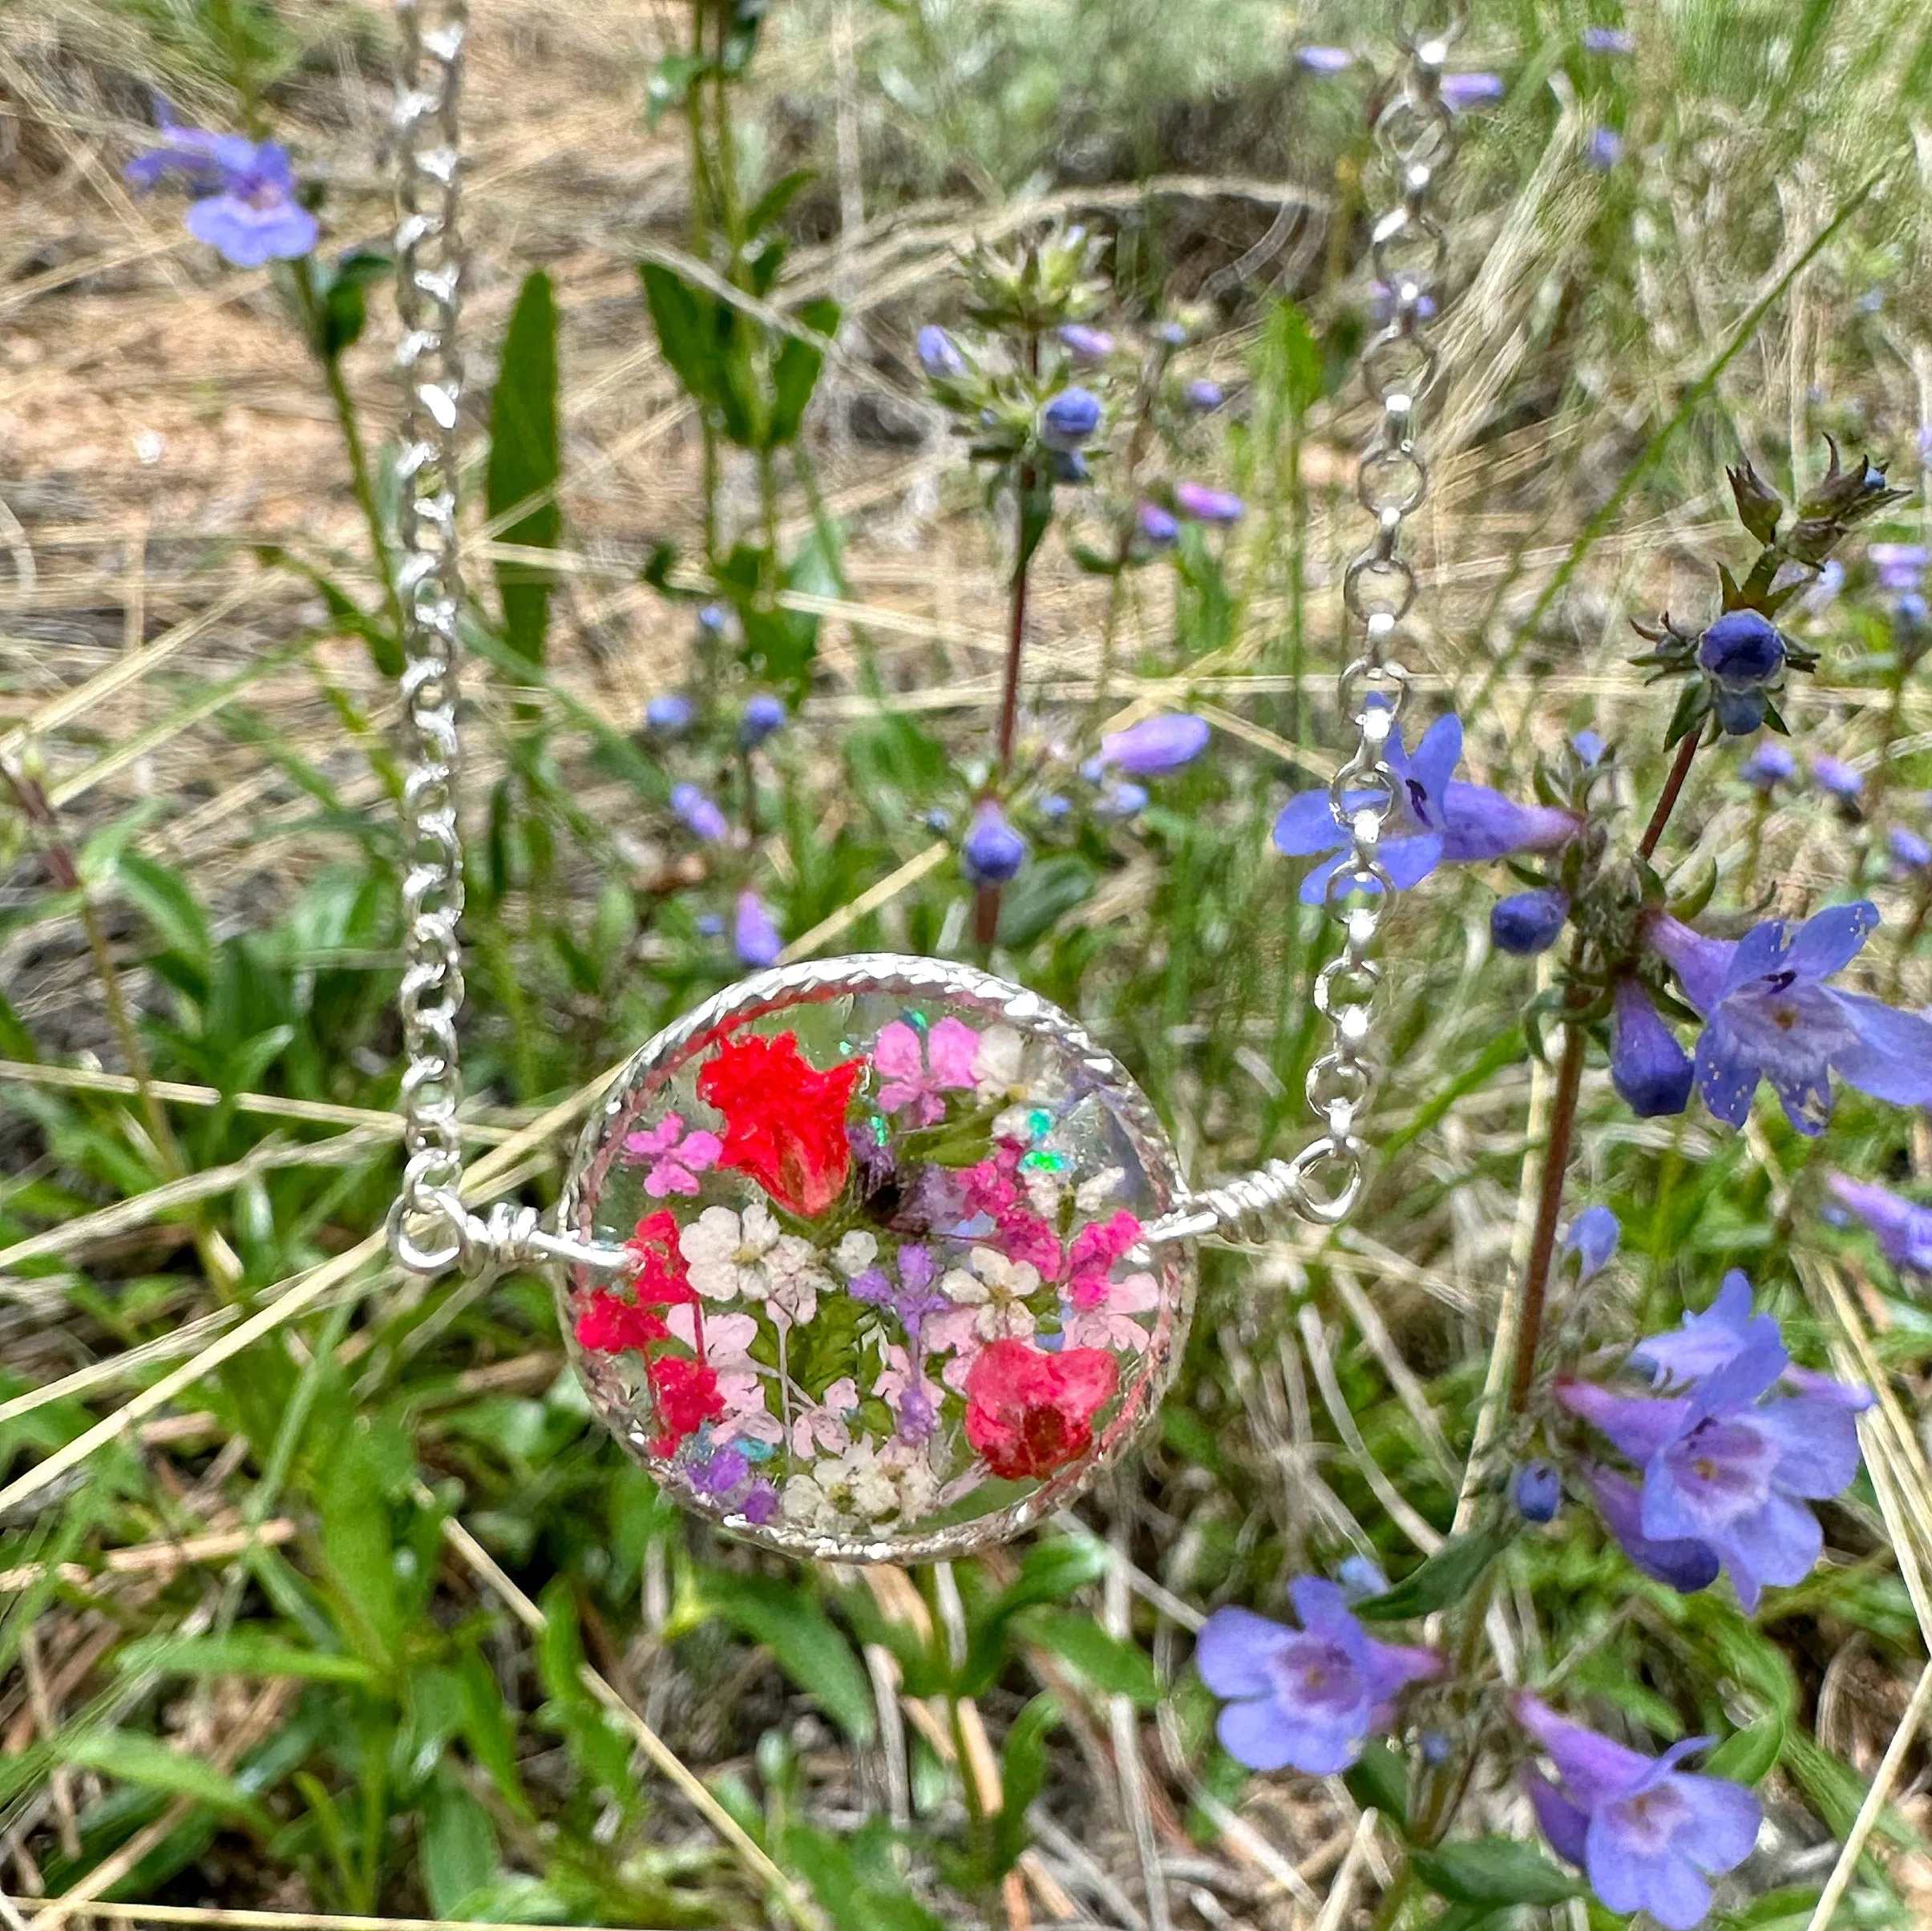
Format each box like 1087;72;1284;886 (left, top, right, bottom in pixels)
1136;502;1178;547
1336;1554;1388;1603
1870;542;1928;593
1174;480;1244;525
1441;71;1506;109
917;325;968;380
1039;386;1102;451
1296;44;1356;71
1890;826;1931;875
1586;127;1623;170
1184;378;1225;411
671;782;728;842
739;693;787;748
1096;781;1148;820
1582;25;1635;51
1100;713;1211;776
1511;1460;1563;1524
1057;322;1114;361
1739;741;1794;790
1726;462;1781;545
646;693;695;735
962;802;1027;883
1489;887;1570;955
1696;608;1784;687
1610;978;1693;1117
1812;755;1864;802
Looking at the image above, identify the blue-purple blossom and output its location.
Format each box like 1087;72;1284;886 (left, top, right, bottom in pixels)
1184;378;1225;411
1174;480;1245;525
1587;127;1625;169
1564;1205;1620;1281
1335;1555;1388;1604
739;693;787;748
671;782;728;842
1697;610;1786;734
1583;1464;1721;1593
1738;741;1794;790
1096;781;1148;820
646;693;696;735
1515;1693;1758;1930
127;111;318;268
1811;754;1864;801
1572;729;1607;766
1582;25;1635;52
1890;825;1931;875
1558;1277;1872;1611
1647;902;1932;1131
1296;45;1356;72
1491;887;1570;955
734;891;783;968
1272;714;1581;907
1869;542;1927;592
1194;1578;1438;1774
1038;793;1073;823
1101;713;1210;776
1040;387;1102;451
1827;1173;1932;1273
962;802;1027;884
917;325;967;380
1513;1460;1563;1522
1441;71;1506;109
1610;977;1694;1117
1136;502;1178;547
1058;323;1114;361
696;601;734;640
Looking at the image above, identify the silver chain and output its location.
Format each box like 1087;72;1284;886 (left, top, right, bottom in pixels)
387;0;474;1275
1166;6;1466;1239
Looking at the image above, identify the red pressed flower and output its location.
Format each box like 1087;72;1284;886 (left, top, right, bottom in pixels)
964;1339;1120;1481
575;1291;669;1356
695;1030;863;1218
628;1209;699;1307
648;1354;723;1454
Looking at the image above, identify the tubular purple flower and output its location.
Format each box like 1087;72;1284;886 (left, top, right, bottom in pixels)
1609;979;1694;1118
670;782;729;842
1100;713;1210;776
917;325;968;380
1869;542;1927;593
1698;610;1784;685
1572;729;1607;766
1441;71;1506;109
1136;502;1178;547
734;891;783;968
1512;1460;1563;1522
1040;386;1102;451
1097;781;1148;820
1195;1578;1439;1774
1646;901;1932;1131
1889;825;1931;874
1811;754;1864;801
1057;323;1114;361
1582;1465;1720;1593
128;115;318;269
962;802;1027;884
1490;887;1570;955
1826;1173;1932;1273
1174;480;1245;525
1563;1205;1620;1281
1514;1694;1759;1929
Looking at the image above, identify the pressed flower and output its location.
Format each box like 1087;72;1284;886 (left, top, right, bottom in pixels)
1100;713;1210;775
127;110;318;268
620;1112;723;1197
1827;1172;1932;1272
1515;1693;1759;1930
647;1355;724;1454
790;1377;859;1457
963;1337;1119;1479
575;1291;668;1356
938;1245;1044;1343
696;1030;863;1217
1195;1578;1439;1775
1061;1268;1160;1351
872;1016;980;1125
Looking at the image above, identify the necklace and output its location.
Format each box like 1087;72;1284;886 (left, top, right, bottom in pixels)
383;0;1465;1561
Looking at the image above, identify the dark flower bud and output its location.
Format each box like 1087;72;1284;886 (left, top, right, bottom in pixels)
962;802;1027;883
1040;386;1102;451
1726;462;1781;546
1511;1460;1563;1524
1696;609;1784;688
1490;887;1570;955
1610;978;1693;1117
1713;688;1768;736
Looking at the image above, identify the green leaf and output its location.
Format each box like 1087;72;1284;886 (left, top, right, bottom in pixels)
681;1565;876;1743
114;851;213;990
641;261;751;442
486;270;562;666
1704;1718;1784;1787
645;52;710;127
59;1730;273;1836
317;249;390;359
457;1646;532;1820
114;1632;375;1686
1012;1610;1159;1707
535;1578;640;1811
960;1537;1108;1694
992;1695;1059;1876
422;1771;499;1918
1342;1737;1410;1834
1356;1525;1515;1622
317;1425;402;1672
766;298;841;448
996;854;1097;949
747;167;816;237
1412;1836;1582;1908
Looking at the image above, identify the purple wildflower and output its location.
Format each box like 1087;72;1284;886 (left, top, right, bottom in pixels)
1812;754;1864;801
1136;502;1178;547
1097;780;1148;819
741;1480;779;1525
1272;713;1580;907
1515;1694;1759;1929
1058;323;1114;361
1587;127;1625;169
1101;713;1210;776
734;891;783;968
1335;1555;1388;1604
1582;25;1636;52
646;693;696;735
1174;480;1245;525
917;325;968;380
1441;72;1506;110
127;111;318;268
1563;1205;1620;1281
1869;542;1927;592
1609;977;1695;1117
1296;45;1356;72
1826;1173;1932;1273
1697;610;1786;736
1889;825;1931;874
1738;741;1794;790
1513;1460;1563;1522
1647;901;1932;1131
1490;886;1570;955
1582;1464;1721;1593
1038;793;1073;823
1572;729;1607;766
671;782;728;842
1194;1578;1439;1774
962;802;1027;884
1040;387;1102;451
739;693;787;748
1184;378;1226;411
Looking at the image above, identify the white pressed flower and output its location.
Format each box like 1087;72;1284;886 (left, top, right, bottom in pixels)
680;1202;782;1301
939;1246;1041;1340
972;1024;1027;1101
834;1230;879;1276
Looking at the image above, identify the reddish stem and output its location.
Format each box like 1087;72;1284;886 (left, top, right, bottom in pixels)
1638;729;1703;861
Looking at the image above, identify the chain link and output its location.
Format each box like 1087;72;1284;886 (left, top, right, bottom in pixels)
388;0;473;1274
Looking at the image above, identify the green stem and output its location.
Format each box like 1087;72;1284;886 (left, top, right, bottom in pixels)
1363;1860;1415;1931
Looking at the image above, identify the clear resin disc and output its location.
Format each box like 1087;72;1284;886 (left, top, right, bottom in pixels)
556;955;1195;1561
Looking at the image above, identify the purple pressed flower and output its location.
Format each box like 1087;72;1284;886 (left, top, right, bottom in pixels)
1609;978;1695;1117
1441;71;1506;110
1136;502;1178;547
1827;1173;1932;1273
1272;713;1580;908
127;112;318;268
1811;754;1864;801
1564;1205;1620;1281
1869;542;1927;593
739;693;787;748
1513;1460;1563;1522
1335;1555;1388;1604
1184;378;1225;411
671;782;728;842
1737;740;1794;790
741;1479;779;1525
962;802;1027;884
691;1444;750;1496
1587;127;1625;170
1101;713;1210;776
1296;44;1356;72
733;891;783;968
1490;886;1570;955
1582;25;1635;52
1889;824;1931;874
646;693;696;735
917;325;968;380
1194;1578;1439;1774
1058;322;1114;361
1583;1464;1721;1593
1515;1694;1759;1929
1647;901;1932;1131
1040;386;1102;451
1174;480;1245;525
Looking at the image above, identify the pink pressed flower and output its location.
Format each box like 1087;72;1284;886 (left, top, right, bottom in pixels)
791;1377;859;1456
1063;1270;1160;1350
621;1112;724;1197
873;1016;980;1125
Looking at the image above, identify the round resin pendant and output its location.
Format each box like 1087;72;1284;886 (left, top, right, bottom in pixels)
556;956;1195;1561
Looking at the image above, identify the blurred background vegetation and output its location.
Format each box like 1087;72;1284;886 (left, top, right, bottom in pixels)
3;1;1932;1926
